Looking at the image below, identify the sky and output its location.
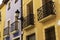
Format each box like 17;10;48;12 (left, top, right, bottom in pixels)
0;0;3;5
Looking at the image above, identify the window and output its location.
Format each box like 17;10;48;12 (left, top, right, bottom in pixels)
15;0;18;3
26;33;35;40
23;1;34;28
8;2;10;10
45;26;56;40
27;1;33;15
0;12;1;21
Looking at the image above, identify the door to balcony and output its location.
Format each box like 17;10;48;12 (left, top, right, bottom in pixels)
37;0;55;21
42;0;54;17
23;1;34;29
27;1;33;15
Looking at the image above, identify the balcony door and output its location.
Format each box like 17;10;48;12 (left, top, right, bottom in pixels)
42;0;54;17
26;1;34;26
27;1;33;15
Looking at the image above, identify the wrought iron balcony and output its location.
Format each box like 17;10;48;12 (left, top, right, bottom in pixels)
37;1;56;21
10;21;18;32
23;14;34;29
4;27;9;36
6;36;10;40
13;30;19;37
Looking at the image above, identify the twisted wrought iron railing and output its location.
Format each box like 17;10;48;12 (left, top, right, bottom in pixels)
23;14;34;28
11;21;18;32
37;1;56;21
4;27;9;36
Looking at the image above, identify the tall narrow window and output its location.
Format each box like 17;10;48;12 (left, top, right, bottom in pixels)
27;1;33;15
27;1;34;25
23;1;34;28
45;26;56;40
26;33;35;40
8;2;10;10
15;0;18;3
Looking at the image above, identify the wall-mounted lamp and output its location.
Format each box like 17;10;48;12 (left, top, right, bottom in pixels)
15;10;20;20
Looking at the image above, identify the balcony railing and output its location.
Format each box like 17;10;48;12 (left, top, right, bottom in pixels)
4;27;9;36
13;30;19;37
37;1;56;21
23;14;34;28
6;36;10;40
10;21;18;32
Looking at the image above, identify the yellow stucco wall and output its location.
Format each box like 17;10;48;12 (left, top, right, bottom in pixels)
23;0;60;40
0;4;6;40
55;0;60;40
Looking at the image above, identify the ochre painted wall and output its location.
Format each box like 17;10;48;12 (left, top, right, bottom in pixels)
0;4;6;40
22;0;60;40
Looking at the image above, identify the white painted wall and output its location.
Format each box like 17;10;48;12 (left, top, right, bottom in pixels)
5;0;21;40
5;0;21;27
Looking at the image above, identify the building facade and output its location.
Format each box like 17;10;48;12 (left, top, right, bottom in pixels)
0;0;8;40
4;0;22;40
22;0;60;40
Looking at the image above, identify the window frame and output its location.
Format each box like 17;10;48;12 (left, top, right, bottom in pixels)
26;33;36;40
